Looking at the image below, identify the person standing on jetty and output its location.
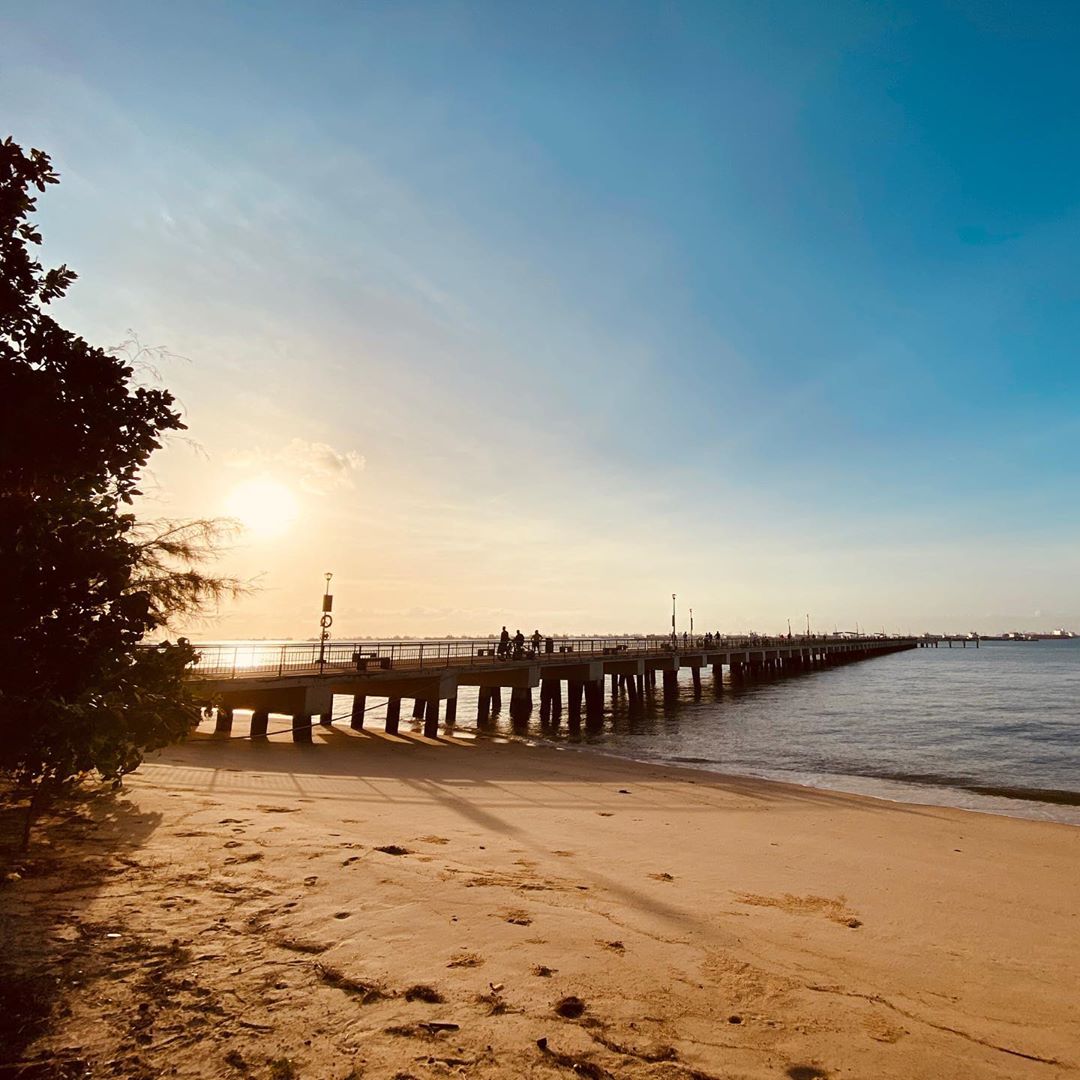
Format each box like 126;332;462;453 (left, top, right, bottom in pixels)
531;629;542;656
498;626;510;658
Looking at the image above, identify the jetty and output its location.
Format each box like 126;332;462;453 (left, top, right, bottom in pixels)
178;634;917;741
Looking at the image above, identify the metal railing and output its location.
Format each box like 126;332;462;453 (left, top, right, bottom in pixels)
157;633;910;681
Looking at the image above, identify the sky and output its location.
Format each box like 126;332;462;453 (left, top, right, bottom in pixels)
4;0;1080;638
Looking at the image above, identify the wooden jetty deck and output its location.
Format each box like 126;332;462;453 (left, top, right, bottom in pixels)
180;634;918;741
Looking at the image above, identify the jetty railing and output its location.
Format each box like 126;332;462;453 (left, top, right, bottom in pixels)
162;634;903;681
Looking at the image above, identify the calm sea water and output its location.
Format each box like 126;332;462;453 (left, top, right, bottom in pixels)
445;640;1080;824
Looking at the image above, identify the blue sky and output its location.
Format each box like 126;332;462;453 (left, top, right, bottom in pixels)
4;1;1080;635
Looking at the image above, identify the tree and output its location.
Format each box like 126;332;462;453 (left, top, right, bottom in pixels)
0;137;233;834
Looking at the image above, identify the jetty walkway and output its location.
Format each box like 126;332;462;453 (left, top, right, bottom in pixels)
180;634;917;741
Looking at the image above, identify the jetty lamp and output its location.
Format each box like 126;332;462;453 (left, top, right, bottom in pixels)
318;571;333;673
671;593;676;643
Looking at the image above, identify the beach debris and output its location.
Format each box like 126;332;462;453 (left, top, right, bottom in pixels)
532;965;557;977
617;789;631;795
728;1015;743;1024
385;1023;447;1039
476;988;513;1015
446;952;483;968
404;984;444;1003
554;995;587;1019
224;852;263;865
536;1037;609;1078
489;982;504;993
600;940;624;953
375;845;411;856
277;937;329;955
420;1021;460;1033
315;962;387;1003
734;891;861;928
503;910;532;926
302;875;318;887
585;1027;679;1063
268;1058;299;1080
224;1049;247;1070
649;872;675;882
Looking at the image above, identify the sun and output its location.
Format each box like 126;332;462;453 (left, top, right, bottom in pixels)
225;476;300;538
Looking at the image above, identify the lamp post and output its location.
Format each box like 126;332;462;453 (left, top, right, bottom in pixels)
806;613;811;638
690;607;694;641
671;593;676;647
318;572;333;673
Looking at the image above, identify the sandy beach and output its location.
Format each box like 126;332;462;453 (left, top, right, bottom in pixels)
2;726;1078;1080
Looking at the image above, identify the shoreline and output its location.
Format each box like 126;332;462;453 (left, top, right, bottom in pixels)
3;729;1077;1078
458;726;1080;826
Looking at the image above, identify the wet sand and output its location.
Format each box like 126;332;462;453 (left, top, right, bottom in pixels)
2;726;1078;1079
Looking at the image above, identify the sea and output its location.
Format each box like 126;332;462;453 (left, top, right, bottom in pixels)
436;640;1080;825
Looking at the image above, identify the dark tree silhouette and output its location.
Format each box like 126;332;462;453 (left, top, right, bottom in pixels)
0;137;230;836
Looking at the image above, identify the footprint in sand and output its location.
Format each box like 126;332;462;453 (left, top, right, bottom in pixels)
596;812;614;818
551;850;575;857
417;836;450;845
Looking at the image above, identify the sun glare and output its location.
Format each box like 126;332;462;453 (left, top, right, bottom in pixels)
225;476;300;539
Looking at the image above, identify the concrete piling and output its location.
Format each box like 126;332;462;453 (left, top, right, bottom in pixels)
250;709;269;738
214;706;233;736
385;697;401;735
292;712;313;743
423;698;439;739
350;695;366;730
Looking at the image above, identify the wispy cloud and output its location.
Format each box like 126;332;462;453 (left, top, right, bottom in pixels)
230;437;365;493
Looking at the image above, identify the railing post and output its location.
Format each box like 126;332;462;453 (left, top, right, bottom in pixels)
278;646;284;678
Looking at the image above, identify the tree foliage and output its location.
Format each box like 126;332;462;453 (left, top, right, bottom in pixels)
0;136;229;792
